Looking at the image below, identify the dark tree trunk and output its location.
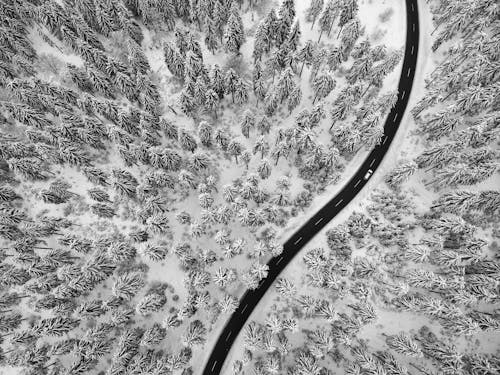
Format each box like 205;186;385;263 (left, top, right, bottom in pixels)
318;30;324;42
328;22;334;36
337;25;344;39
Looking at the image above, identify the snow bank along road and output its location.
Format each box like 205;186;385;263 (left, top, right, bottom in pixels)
204;0;420;373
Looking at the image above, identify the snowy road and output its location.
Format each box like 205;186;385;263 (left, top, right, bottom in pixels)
204;0;420;373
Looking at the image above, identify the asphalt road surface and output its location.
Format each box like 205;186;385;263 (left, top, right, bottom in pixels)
203;0;419;373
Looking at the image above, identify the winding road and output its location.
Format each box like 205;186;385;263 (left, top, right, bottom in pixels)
204;0;419;373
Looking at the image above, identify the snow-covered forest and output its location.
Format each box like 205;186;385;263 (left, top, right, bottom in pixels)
225;0;500;374
0;0;497;374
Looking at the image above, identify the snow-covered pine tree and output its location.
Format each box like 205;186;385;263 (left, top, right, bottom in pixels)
234;79;249;104
340;17;362;60
240;110;256;138
204;89;219;118
318;0;339;42
224;3;245;54
386;332;423;358
385;161;418;189
337;0;359;39
276;0;296;46
224;69;239;103
204;16;218;54
287;21;301;52
164;42;185;79
228;139;244;163
298;40;315;76
306;0;324;30
253;15;271;61
276;67;295;102
312;73;335;103
288;84;302;114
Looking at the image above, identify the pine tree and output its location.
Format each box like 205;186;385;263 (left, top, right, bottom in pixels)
136;293;167;316
204;17;218;54
8;157;48;180
68;64;93;92
276;277;297;297
178;170;198;190
318;0;339;42
385;161;418;188
240;110;256;138
263;88;279;117
184;50;204;81
228;140;244;163
234;79;249;104
179;88;196;116
272;141;290;166
197;121;213;147
312;73;336;103
276;67;295;102
287;84;302;114
113;169;138;198
0;312;24;333
87;66;113;97
140;323;167;347
298;40;315;76
253;10;275;61
286;21;301;52
210;64;225;99
0;186;20;202
276;0;296;45
105;241;135;264
182;320;207;347
193;77;207;107
255;159;271;180
33;316;80;336
164;42;185;79
338;0;359;38
224;4;245;54
127;39;151;75
386;332;423;358
252;136;269;159
112;272;145;300
340;18;362;60
139;243;169;262
306;0;324;29
224;69;239;103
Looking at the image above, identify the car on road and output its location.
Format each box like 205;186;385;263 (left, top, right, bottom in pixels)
364;169;373;180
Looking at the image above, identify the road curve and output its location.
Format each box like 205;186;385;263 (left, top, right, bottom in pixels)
204;0;419;373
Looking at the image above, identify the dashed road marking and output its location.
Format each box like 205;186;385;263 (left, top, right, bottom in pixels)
401;90;406;99
354;179;362;187
411;3;414;11
314;217;324;226
407;67;412;77
225;331;232;342
294;237;303;245
276;256;283;265
383;136;388;145
241;304;248;314
211;361;217;372
393;113;398;122
335;199;343;207
411;45;415;55
412;23;415;32
370;158;377;167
